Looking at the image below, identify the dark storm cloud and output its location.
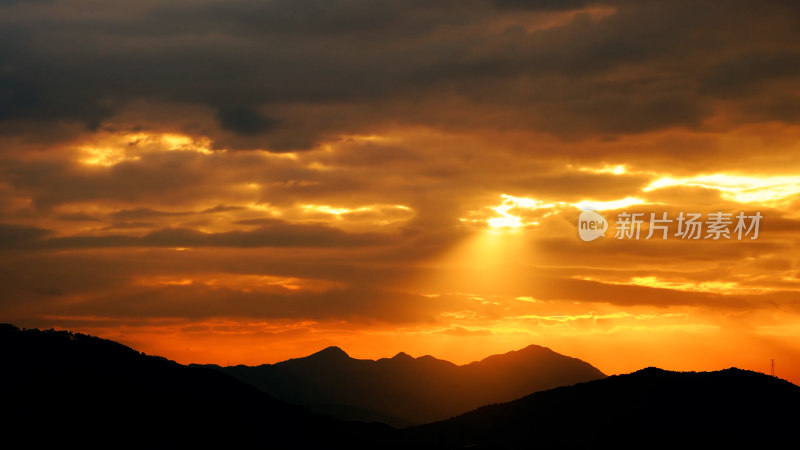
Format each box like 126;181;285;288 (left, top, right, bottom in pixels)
111;205;243;221
3;249;796;326
53;286;450;323
111;208;193;221
4;156;209;208
2;0;800;149
216;108;280;135
139;221;386;248
701;52;800;97
1;147;389;209
153;0;481;36
55;212;102;222
0;219;389;250
0;223;50;249
101;221;155;230
0;245;468;323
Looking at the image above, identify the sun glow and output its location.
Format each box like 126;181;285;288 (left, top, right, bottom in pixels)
485;194;554;229
472;194;647;230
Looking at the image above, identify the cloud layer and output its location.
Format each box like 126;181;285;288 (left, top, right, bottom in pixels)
1;0;800;380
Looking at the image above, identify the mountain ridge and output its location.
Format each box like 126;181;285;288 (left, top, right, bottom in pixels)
4;323;799;449
410;365;800;448
202;342;607;426
0;323;406;448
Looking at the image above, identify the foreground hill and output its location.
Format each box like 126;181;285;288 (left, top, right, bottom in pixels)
409;367;800;449
202;344;606;425
0;324;403;448
8;322;795;449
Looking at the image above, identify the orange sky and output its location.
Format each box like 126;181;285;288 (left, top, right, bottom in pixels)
1;0;799;384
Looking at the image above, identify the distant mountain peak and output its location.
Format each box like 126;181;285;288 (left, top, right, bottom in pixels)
506;344;557;357
204;340;605;426
392;351;414;360
633;366;669;375
309;345;350;360
520;344;549;351
469;343;560;367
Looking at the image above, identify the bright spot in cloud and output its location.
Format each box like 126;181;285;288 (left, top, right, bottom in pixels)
488;214;522;228
298;203;414;229
247;203;283;216
578;164;627;175
301;203;412;217
470;194;647;230
644;174;800;204
580;275;774;295
78;132;213;166
572;197;647;211
79;146;141;166
487;194;552;228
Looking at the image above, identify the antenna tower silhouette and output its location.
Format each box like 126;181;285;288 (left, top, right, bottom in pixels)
770;359;775;377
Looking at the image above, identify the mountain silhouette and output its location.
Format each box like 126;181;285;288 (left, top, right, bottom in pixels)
0;324;405;448
201;343;606;425
409;367;800;449
5;323;799;449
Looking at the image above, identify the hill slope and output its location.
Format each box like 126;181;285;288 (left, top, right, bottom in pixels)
5;323;798;449
409;367;800;449
0;324;402;448
204;344;606;425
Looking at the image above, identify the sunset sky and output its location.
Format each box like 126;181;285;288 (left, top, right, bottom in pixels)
2;0;800;383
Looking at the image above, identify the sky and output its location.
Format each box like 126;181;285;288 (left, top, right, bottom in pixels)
1;0;800;382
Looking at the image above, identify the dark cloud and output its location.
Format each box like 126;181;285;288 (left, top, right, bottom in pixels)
0;219;390;250
1;0;800;373
216;108;280;135
101;221;155;230
155;0;481;37
55;213;102;222
112;208;193;221
1;0;799;149
56;286;450;323
140;222;386;248
701;52;800;97
111;206;246;221
0;223;50;249
202;205;246;213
